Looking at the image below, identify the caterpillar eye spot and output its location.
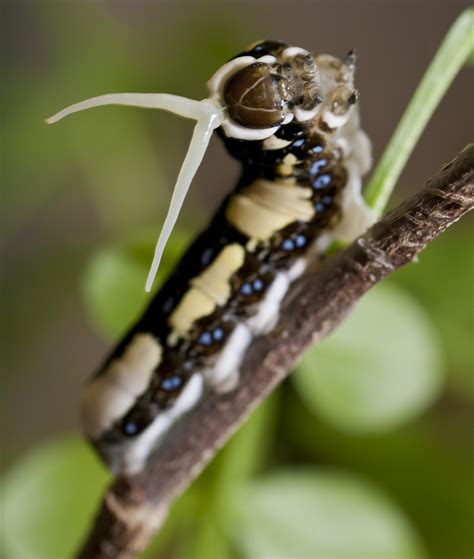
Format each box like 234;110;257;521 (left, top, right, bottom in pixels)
253;278;264;291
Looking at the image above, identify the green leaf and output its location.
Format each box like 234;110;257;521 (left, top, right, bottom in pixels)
187;517;234;559
293;283;444;433
214;393;278;486
228;469;426;559
284;397;474;559
1;436;110;559
81;228;192;340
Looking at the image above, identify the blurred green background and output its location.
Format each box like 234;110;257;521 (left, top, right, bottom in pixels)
1;1;473;558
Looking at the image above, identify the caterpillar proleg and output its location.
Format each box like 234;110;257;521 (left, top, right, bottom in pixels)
48;41;375;474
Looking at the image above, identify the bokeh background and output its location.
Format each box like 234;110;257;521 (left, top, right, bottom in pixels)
2;1;473;558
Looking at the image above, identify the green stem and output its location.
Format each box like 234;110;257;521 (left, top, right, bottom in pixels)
364;7;474;217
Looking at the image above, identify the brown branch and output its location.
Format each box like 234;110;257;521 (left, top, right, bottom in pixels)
76;144;474;559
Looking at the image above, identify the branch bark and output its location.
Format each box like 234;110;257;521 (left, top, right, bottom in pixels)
77;144;474;559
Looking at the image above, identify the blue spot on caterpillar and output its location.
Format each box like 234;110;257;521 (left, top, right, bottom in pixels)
47;41;376;474
310;159;328;175
123;421;139;436
161;375;183;391
197;331;214;346
313;173;332;189
240;282;253;296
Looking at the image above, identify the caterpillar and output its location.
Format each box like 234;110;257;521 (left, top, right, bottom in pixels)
47;40;375;474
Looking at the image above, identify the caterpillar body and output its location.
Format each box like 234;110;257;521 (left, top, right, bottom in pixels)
48;40;375;474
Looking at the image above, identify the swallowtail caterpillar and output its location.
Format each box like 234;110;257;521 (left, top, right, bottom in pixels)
47;40;375;474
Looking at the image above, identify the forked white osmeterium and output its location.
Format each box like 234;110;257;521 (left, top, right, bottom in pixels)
46;93;223;292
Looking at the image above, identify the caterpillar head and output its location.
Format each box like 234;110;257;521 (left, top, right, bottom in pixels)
223;62;294;129
207;44;324;140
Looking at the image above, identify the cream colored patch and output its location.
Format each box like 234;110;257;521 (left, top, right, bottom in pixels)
277;153;300;176
81;376;134;440
282;46;310;60
107;334;162;396
283;153;299;165
262;136;292;150
294;106;320;122
169;243;245;337
279;176;297;185
322;110;350;129
166;331;179;347
226;179;314;241
168;288;215;337
277;164;293;177
81;333;162;439
227;197;288;239
246;238;258;252
191;244;245;305
248;180;313;219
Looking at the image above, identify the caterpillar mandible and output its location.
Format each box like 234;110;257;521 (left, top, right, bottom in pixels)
47;40;375;474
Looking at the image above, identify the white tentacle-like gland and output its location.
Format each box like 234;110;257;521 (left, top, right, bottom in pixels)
46;93;223;292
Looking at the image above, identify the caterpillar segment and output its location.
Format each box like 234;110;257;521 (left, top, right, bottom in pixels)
48;40;375;473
